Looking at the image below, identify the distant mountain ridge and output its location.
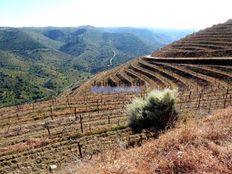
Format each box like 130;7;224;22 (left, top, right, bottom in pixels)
103;27;192;46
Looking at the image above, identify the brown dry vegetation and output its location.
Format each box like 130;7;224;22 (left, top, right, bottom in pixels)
0;87;231;173
62;107;232;174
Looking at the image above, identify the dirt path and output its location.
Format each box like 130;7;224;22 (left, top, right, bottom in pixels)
109;49;117;66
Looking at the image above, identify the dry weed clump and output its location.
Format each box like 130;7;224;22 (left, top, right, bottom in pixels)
61;107;232;174
127;89;178;132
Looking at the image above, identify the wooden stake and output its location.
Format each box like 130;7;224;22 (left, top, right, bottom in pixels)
32;103;35;112
188;91;192;101
208;101;211;114
50;105;54;120
223;88;229;108
197;92;202;109
74;107;78;121
108;115;110;124
80;115;83;133
77;142;83;158
89;124;92;132
44;122;51;137
97;99;99;113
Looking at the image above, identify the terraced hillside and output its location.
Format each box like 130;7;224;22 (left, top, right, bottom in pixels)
1;87;232;174
69;56;232;96
69;19;232;95
0;91;156;174
153;19;232;57
1;20;232;174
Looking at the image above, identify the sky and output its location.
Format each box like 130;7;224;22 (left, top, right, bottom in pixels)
0;0;231;29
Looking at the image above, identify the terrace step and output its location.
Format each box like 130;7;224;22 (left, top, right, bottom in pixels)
137;60;185;90
128;63;166;88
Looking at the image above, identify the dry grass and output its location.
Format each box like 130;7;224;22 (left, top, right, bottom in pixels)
0;137;50;155
61;107;232;174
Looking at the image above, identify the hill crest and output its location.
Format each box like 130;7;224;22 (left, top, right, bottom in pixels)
152;19;232;58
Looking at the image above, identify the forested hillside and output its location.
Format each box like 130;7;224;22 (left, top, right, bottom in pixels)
0;26;191;106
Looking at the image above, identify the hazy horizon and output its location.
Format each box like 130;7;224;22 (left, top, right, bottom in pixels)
0;25;195;32
0;0;231;30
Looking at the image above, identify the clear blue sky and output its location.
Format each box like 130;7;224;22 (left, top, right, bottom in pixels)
0;0;231;29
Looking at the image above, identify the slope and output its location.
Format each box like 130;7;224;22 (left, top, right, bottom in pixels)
0;49;90;107
152;19;232;57
0;26;191;106
70;20;232;96
0;27;45;50
59;27;154;73
0;27;90;107
67;107;232;174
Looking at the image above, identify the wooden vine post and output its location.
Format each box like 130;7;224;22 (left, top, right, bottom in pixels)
16;126;22;136
108;115;111;124
100;95;103;104
77;142;83;158
32;103;35;112
197;92;202;109
16;105;20;115
208;101;211;114
67;97;70;108
230;94;232;106
44;121;51;137
15;106;21;122
188;91;192;101
224;88;229;108
50;105;54;120
74;107;78;121
80;114;83;133
122;100;125;109
97;99;99;113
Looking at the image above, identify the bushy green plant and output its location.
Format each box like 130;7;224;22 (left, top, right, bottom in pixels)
127;89;178;132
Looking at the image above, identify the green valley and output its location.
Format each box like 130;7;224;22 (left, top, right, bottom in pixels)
0;26;191;106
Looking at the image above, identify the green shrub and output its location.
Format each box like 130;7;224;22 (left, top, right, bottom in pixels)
127;89;178;132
